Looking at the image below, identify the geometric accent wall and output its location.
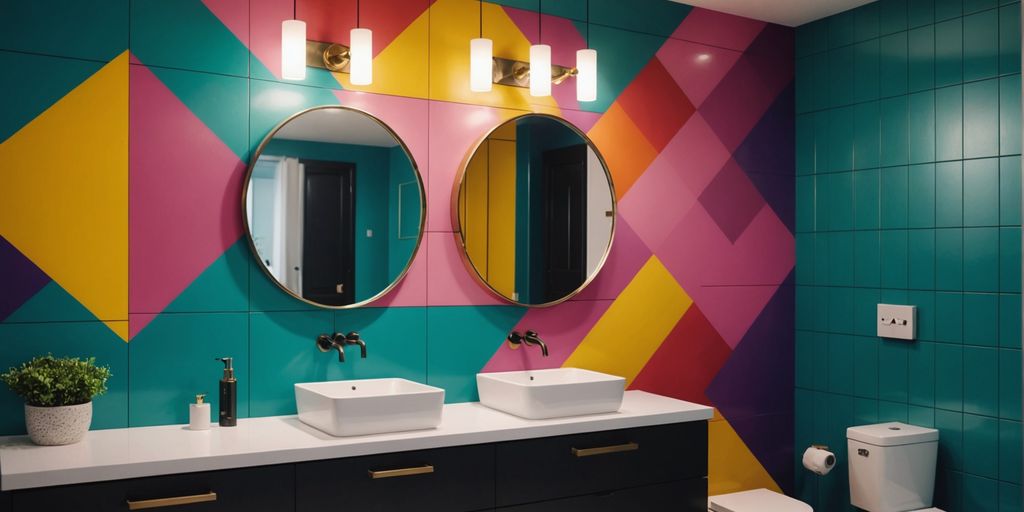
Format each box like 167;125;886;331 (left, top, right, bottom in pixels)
0;0;794;495
794;1;1022;510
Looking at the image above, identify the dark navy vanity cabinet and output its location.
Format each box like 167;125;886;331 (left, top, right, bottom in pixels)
5;422;707;512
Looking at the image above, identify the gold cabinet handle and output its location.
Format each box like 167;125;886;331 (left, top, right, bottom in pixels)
368;464;435;479
126;491;217;510
571;441;639;457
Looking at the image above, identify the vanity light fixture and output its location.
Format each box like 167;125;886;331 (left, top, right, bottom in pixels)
528;1;551;97
281;0;306;80
349;1;373;85
470;0;493;92
575;0;597;102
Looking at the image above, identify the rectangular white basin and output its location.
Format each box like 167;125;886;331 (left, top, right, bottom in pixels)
295;378;444;437
476;368;626;419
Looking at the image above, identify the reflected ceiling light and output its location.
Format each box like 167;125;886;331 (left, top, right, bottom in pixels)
349;1;372;85
470;1;493;92
696;53;711;63
281;1;306;81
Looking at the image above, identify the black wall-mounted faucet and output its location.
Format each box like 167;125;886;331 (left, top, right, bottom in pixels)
507;330;549;357
316;332;367;362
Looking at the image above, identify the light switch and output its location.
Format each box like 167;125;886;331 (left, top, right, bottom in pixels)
366;229;374;238
877;304;916;340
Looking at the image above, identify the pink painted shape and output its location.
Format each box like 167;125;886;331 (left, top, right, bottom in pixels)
425;232;506;306
618;142;698;251
202;0;249;48
671;7;766;52
129;66;245;329
503;7;586;112
698;52;793;153
333;90;429;177
657;204;794;347
249;0;291;79
426;101;508;232
689;285;779;350
481;299;613;372
573;217;651;301
129;313;158;340
561;109;602;134
661;112;732;198
656;39;742;109
372;234;427;307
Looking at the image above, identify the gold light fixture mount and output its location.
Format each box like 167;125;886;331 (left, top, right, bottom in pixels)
491;56;577;89
306;40;351;72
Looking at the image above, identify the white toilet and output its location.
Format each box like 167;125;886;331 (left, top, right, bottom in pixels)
708;422;943;512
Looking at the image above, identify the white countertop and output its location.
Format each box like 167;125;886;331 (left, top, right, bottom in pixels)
0;391;712;491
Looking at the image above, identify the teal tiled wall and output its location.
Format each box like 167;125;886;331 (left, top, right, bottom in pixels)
795;1;1022;510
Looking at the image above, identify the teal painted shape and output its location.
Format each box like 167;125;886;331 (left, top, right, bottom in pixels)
0;321;128;435
248;308;428;417
148;65;249;160
249;46;347;90
426;306;527;403
0;51;103;143
589;0;690;37
130;0;247;77
584;24;666;113
487;0;587;20
0;0;126;63
249;79;340;152
164;238;249;314
129;312;248;427
3;281;103;323
249;261;320;312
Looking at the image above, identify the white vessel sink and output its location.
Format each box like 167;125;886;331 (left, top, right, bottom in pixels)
476;368;626;419
295;378;444;436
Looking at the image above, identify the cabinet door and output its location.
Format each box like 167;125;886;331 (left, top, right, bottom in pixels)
496;422;707;506
496;479;706;512
1;492;10;512
12;464;293;512
296;443;494;512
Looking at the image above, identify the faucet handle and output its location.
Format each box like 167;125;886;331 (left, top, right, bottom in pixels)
316;334;335;352
507;330;525;348
345;331;361;342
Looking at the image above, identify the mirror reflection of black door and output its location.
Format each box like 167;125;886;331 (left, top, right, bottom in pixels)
541;144;587;303
302;159;356;306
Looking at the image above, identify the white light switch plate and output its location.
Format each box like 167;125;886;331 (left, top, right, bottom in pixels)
877;304;916;340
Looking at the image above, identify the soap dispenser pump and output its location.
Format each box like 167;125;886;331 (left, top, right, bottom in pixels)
216;357;237;427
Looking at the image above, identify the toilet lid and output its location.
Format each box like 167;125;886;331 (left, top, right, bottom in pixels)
709;489;813;512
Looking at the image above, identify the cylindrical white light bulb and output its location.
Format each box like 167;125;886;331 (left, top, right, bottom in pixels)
529;44;551;97
281;19;307;81
576;48;597;102
470;38;493;92
350;28;373;85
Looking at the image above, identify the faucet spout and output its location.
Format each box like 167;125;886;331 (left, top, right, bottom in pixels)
524;331;549;357
343;331;367;358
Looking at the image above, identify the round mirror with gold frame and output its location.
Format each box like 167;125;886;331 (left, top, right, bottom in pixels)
452;114;616;307
243;105;425;308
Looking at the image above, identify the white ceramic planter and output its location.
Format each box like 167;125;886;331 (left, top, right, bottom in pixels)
24;402;92;446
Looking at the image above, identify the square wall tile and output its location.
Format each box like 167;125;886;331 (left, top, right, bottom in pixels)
964;79;1000;159
855;288;883;336
828;9;857;48
829;172;856;231
936;161;964;228
1001;419;1023;484
830;46;856;108
829;334;856;394
909;90;936;163
963;293;999;346
815;233;831;284
797;286;813;331
936;228;964;290
999;3;1022;74
812;53;831;112
855;231;882;287
909;25;936;92
856;2;881;41
797;113;815;173
130;0;249;77
878;400;910;422
854;397;881;425
963;9;999;82
964;158;1000;227
964;415;1000;480
796;331;815;389
880;32;910;99
854;336;880;398
908;340;936;406
908;0;936;28
964;0;996;13
814;332;830;390
935;18;964;87
831;232;857;287
1001;75;1022;156
1000;481;1022;512
909;163;937;228
855;168;881;229
880;0;910;34
881;230;910;288
797;175;815;232
964;227;999;292
909;404;936;427
963;346;999;416
936;293;965;344
935;0;963;20
910;290;937;340
909;229;937;290
881;166;910;229
815;287;831;332
1001;349;1022;420
854;39;881;103
1001;227;1022;292
964;472;999;511
936;85;964;162
935;409;965;470
816;175;832;231
1001;157;1022;226
879;340;910;402
1000;294;1022;348
881;96;910;167
855;102;881;170
796;233;814;285
829;106;856;172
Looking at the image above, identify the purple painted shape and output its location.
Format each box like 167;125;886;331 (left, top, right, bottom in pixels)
0;237;50;321
698;159;766;243
705;278;795;490
733;84;795;233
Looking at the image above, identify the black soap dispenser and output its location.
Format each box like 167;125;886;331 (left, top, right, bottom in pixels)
216;357;237;427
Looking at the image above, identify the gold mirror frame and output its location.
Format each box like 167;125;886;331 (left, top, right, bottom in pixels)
450;113;617;308
241;105;426;309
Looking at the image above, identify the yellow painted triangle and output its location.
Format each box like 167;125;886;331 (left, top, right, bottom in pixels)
103;321;129;343
427;0;561;113
0;52;128;339
562;256;692;385
709;418;783;496
333;6;430;99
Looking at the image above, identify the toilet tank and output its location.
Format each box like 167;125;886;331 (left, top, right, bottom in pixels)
847;422;939;512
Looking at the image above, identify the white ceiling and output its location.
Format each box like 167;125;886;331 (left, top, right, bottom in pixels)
274;108;399;147
674;0;877;27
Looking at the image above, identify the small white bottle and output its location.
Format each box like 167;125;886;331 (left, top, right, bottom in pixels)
189;394;211;431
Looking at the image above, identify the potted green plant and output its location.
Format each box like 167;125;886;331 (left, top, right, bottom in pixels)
1;355;111;445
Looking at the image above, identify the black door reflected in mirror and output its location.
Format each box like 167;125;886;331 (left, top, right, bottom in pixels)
453;114;616;307
244;106;424;308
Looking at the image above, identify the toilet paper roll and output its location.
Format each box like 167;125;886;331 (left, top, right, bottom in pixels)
802;446;836;475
